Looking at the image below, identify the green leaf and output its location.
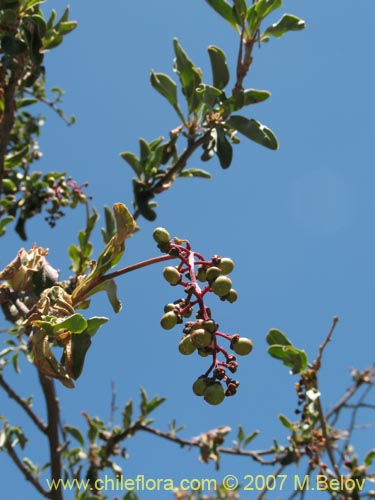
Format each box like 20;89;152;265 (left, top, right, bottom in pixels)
120;152;142;177
81;279;122;314
178;168;211;179
101;205;116;244
243;89;271;105
216;126;233;168
140;388;166;418
57;21;77;35
244;430;260;447
255;0;282;19
173;38;202;114
65;332;92;379
208;45;230;90
16;98;38;108
52;314;88;334
204;0;238;29
364;449;375;467
237;425;245;443
85;317;108;337
150;71;178;109
226;115;278;150
266;329;292;346
278;413;293;430
71;203;136;303
196;83;222;108
122;400;133;429
64;425;85;446
268;345;308;374
26;0;46;8
263;14;306;39
246;5;260;35
42;31;63;50
0;216;14;237
233;0;247;23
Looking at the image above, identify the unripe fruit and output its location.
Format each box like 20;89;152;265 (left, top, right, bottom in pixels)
192;376;208;396
160;311;177;330
191;328;212;348
153;227;171;244
198;348;210;357
206;266;222;283
231;336;253;356
211;276;232;297
178;335;196;355
163;266;181;285
203;319;218;333
204;382;225;405
226;289;238;303
196;266;207;282
164;303;175;313
219;257;235;275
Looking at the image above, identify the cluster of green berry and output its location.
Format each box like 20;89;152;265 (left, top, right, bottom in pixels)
153;227;253;405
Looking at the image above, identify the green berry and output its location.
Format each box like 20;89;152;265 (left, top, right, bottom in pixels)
164;303;175;313
203;319;218;333
196;266;207;282
219;258;235;275
191;328;212;348
204;382;225;405
160;311;177;330
153;227;170;244
163;266;181;285
211;276;232;297
197;348;210;357
192;376;208;396
206;266;222;283
231;337;253;356
178;335;196;355
225;289;238;303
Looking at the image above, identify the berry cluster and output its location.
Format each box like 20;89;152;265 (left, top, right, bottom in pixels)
153;227;253;405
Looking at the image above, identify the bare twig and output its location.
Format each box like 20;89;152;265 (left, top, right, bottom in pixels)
0;65;23;195
326;366;375;424
255;463;286;500
4;439;51;499
38;373;63;500
313;316;339;371
0;374;47;434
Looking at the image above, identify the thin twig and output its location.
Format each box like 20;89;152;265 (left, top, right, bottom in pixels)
0;66;23;195
100;254;175;283
38;373;63;500
313;316;339;371
326;366;375;424
255;463;286;500
338;381;375;469
23;88;73;126
0;374;47;434
4;440;51;499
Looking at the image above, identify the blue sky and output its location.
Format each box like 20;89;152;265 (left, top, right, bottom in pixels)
1;1;375;498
